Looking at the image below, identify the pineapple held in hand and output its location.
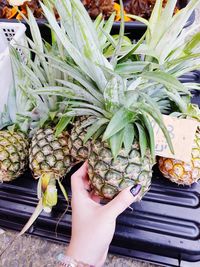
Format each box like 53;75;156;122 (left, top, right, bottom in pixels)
40;0;173;200
159;104;200;185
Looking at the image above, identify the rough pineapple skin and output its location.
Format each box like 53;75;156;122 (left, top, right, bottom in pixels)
68;116;90;161
159;128;200;185
88;140;152;199
29;128;72;179
0;131;29;182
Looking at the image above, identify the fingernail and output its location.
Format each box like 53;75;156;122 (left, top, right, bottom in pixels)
130;184;142;196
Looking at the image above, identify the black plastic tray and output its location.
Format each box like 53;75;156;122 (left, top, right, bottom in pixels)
1;167;200;267
0;0;195;41
0;88;200;267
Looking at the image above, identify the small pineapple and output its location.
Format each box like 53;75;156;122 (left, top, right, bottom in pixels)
29;127;72;211
0;47;31;182
116;0;200;185
29;128;71;179
12;7;75;212
158;104;200;185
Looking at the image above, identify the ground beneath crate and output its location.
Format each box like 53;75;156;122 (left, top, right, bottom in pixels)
0;229;159;267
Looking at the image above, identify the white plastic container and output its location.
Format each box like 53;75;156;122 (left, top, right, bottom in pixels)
0;23;26;113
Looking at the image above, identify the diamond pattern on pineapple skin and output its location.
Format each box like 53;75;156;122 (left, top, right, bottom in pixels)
0;131;29;182
88;140;152;199
29;128;72;180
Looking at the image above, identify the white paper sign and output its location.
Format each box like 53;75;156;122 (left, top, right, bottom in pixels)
152;115;199;162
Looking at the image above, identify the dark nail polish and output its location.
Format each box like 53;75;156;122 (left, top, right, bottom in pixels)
130;184;142;196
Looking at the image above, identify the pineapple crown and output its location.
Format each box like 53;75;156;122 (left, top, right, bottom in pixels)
171;103;200;122
27;0;181;159
0;48;35;133
122;0;200;70
115;0;200;116
8;6;74;136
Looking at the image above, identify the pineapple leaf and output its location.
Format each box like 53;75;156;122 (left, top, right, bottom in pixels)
38;53;104;102
115;62;152;75
140;112;155;159
93;125;107;140
68;101;110;117
40;1;106;88
110;0;124;67
27;7;43;53
126;14;149;26
55;116;71;137
141;71;189;94
94;13;103;29
98;12;115;49
146;0;163;44
56;80;103;107
57;179;69;202
66;108;103;117
135;122;147;159
123;124;135;155
155;0;200;63
18;199;43;236
118;31;146;63
183;32;200;55
84;118;109;143
139;102;174;154
103;108;135;140
109;129;124;158
104;76;124;112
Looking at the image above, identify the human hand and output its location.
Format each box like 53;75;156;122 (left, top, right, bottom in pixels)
66;161;142;266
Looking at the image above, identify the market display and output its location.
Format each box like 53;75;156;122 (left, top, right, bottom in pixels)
0;0;200;246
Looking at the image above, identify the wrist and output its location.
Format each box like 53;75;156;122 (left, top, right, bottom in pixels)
57;253;94;267
66;241;105;267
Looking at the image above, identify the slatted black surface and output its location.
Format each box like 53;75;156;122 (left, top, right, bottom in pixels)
0;169;200;267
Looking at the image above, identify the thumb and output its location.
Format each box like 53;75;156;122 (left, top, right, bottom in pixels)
104;184;142;218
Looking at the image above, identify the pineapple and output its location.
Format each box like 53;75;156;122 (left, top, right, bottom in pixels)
158;104;200;185
88;141;152;199
12;7;75;212
0;130;29;182
0;47;32;182
68;116;91;161
29;128;71;179
39;0;174;199
29;127;72;211
128;0;200;186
